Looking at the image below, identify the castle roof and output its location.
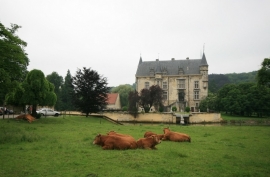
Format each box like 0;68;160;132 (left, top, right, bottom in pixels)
136;53;208;77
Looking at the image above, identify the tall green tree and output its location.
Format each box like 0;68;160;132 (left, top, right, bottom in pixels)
46;72;63;110
72;67;109;117
111;84;134;108
61;70;75;111
21;69;57;117
257;58;270;87
0;22;29;105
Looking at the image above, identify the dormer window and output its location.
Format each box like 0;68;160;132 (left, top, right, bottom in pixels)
178;67;184;75
149;68;154;76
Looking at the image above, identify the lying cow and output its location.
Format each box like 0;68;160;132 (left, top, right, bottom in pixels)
93;134;137;150
137;135;161;150
107;131;136;141
144;131;164;140
15;114;36;123
162;127;191;142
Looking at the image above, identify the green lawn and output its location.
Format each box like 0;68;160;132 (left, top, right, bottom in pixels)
1;116;270;177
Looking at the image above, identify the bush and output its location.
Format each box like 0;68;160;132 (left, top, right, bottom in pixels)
36;113;42;119
122;106;127;111
172;106;177;112
185;107;190;113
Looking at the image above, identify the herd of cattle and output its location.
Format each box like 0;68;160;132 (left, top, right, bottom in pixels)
93;127;191;150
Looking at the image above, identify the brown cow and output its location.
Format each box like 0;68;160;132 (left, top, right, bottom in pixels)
107;131;136;141
93;134;137;150
144;131;164;140
162;127;191;142
15;114;36;123
137;135;161;150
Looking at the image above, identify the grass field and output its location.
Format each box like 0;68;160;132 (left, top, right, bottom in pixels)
1;116;270;177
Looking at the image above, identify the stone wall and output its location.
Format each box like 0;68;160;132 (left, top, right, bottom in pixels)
102;112;222;124
189;112;222;123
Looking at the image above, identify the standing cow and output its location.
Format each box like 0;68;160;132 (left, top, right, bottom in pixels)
137;135;161;150
162;127;191;142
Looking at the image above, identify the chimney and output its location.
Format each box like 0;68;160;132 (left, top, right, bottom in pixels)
156;59;159;61
186;57;189;60
171;58;175;60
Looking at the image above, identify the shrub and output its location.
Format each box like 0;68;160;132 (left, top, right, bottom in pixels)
36;113;42;119
185;107;190;113
172;106;177;112
122;106;127;111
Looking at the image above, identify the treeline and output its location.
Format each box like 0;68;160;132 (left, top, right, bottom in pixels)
200;62;270;117
208;71;257;93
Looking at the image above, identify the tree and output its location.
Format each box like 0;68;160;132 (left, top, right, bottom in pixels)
61;70;75;111
46;72;63;110
0;22;29;105
139;88;151;112
128;90;139;118
149;85;163;110
111;84;134;108
139;85;163;113
19;69;57;117
257;58;270;87
199;92;217;112
72;67;109;117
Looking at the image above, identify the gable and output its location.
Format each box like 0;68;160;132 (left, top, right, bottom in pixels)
106;93;119;104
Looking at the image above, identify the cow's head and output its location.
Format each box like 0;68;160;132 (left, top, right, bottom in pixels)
93;134;102;145
163;127;170;134
151;135;161;144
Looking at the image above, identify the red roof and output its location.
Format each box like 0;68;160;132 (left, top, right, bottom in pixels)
107;93;119;104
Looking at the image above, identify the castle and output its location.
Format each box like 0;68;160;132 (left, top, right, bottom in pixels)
135;53;208;112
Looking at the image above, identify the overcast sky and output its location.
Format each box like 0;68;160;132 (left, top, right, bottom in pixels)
1;0;269;86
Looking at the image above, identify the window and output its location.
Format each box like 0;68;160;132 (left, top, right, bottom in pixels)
194;91;199;100
177;79;185;89
163;91;167;100
178;91;185;101
195;103;199;107
194;81;199;89
163;81;167;89
145;82;149;89
156;80;160;86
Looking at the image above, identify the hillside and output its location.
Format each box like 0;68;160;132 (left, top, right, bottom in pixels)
208;71;257;93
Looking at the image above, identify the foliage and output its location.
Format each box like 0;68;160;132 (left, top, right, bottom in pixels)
46;72;63;110
0;22;29;105
139;88;151;113
72;67;109;117
20;69;57;117
61;70;75;111
36;113;42;119
199;92;217;112
128;90;139;118
172;106;177;112
1;117;270;177
185;106;190;112
111;84;134;108
257;58;270;87
122;106;127;111
139;85;163;112
216;83;270;117
208;71;257;93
